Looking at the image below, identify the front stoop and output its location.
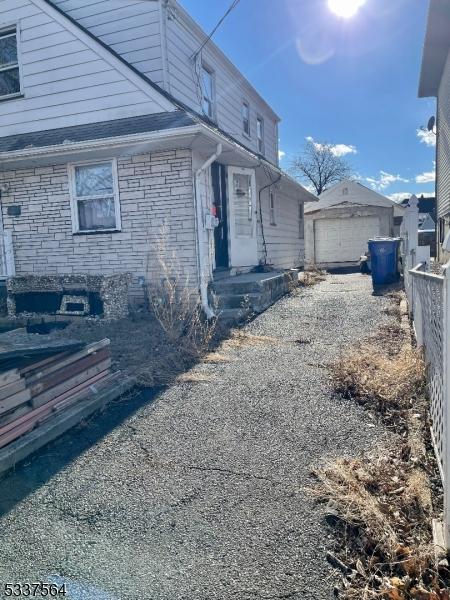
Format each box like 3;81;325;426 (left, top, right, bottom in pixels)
210;270;298;322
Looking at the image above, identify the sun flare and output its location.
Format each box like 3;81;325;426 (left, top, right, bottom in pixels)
328;0;366;18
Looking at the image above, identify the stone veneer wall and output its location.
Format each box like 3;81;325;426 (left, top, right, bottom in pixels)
0;149;198;305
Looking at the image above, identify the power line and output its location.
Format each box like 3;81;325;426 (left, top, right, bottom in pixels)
192;0;241;60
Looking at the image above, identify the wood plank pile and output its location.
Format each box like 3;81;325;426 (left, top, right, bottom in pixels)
0;331;113;450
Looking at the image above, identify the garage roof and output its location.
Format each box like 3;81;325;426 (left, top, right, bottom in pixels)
304;180;404;214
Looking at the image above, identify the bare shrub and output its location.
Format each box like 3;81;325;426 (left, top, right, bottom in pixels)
146;226;217;358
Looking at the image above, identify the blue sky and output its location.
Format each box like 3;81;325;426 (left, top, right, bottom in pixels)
180;0;436;201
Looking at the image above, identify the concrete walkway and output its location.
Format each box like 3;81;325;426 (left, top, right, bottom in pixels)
0;273;391;600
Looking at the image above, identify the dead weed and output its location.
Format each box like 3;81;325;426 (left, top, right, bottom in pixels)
222;331;279;350
300;267;327;287
330;344;425;415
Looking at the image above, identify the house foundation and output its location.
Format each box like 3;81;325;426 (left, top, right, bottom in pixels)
7;273;132;320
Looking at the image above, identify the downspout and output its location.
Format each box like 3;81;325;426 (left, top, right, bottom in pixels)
194;143;223;319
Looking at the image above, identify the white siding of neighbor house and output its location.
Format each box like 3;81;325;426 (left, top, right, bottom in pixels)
0;0;173;137
256;174;305;269
437;51;450;221
0;149;197;303
165;5;280;165
51;0;165;85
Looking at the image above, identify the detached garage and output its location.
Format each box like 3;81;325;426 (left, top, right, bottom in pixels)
305;180;405;269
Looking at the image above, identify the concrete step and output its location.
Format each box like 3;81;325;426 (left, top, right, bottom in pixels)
211;270;298;323
212;272;294;295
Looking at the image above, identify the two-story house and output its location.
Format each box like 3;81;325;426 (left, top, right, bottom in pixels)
0;0;315;315
419;0;448;261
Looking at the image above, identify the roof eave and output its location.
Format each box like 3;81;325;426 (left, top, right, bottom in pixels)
418;0;450;98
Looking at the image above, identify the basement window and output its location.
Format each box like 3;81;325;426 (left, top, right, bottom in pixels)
0;26;21;99
69;160;121;233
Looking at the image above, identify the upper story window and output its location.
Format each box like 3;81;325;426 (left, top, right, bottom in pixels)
257;116;265;154
269;190;276;225
242;101;250;137
0;26;21;99
200;64;215;120
299;201;304;239
69;160;121;233
342;187;349;195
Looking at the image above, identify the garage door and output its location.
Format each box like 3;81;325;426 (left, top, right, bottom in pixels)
315;216;380;264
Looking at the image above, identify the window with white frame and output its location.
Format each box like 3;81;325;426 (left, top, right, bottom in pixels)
0;26;21;98
201;64;215;119
269;190;276;225
242;101;250;136
69;161;121;233
257;116;264;154
299;201;304;239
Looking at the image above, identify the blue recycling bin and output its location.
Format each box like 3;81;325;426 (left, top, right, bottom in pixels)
368;238;401;286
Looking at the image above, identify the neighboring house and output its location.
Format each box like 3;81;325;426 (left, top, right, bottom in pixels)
0;0;316;315
419;0;449;262
304;180;405;269
400;195;437;256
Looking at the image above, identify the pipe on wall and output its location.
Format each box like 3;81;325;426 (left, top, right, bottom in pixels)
194;143;223;319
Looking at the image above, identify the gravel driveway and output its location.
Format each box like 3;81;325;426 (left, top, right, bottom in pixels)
0;273;391;600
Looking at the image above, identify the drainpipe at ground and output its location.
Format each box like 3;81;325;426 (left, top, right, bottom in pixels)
194;143;223;319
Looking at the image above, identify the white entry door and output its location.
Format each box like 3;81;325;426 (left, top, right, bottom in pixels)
315;216;380;264
228;167;258;268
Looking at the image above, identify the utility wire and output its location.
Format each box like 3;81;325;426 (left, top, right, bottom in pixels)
192;0;241;59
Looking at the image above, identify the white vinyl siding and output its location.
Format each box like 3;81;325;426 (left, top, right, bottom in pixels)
0;0;173;136
438;50;450;219
51;0;164;85
164;5;280;165
256;172;305;269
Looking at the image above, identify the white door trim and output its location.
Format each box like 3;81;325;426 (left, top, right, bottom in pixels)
228;166;258;268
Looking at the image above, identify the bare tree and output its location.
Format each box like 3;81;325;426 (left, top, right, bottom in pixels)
290;140;354;196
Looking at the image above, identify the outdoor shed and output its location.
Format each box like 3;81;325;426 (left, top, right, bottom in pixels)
304;180;405;269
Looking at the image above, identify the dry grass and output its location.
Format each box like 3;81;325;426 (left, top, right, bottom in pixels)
202;352;231;363
318;307;450;599
146;225;217;359
313;452;443;599
383;304;403;321
176;372;215;383
330;344;425;413
221;331;279;350
299;267;327;287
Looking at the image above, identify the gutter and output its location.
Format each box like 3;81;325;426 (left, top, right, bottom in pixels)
0;125;202;165
194;143;223;319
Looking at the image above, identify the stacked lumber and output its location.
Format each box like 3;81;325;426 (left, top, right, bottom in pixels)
0;337;113;450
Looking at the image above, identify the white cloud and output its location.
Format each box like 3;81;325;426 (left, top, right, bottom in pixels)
278;150;286;160
417;128;436;147
388;191;434;203
415;162;436;184
365;171;409;191
305;136;357;157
